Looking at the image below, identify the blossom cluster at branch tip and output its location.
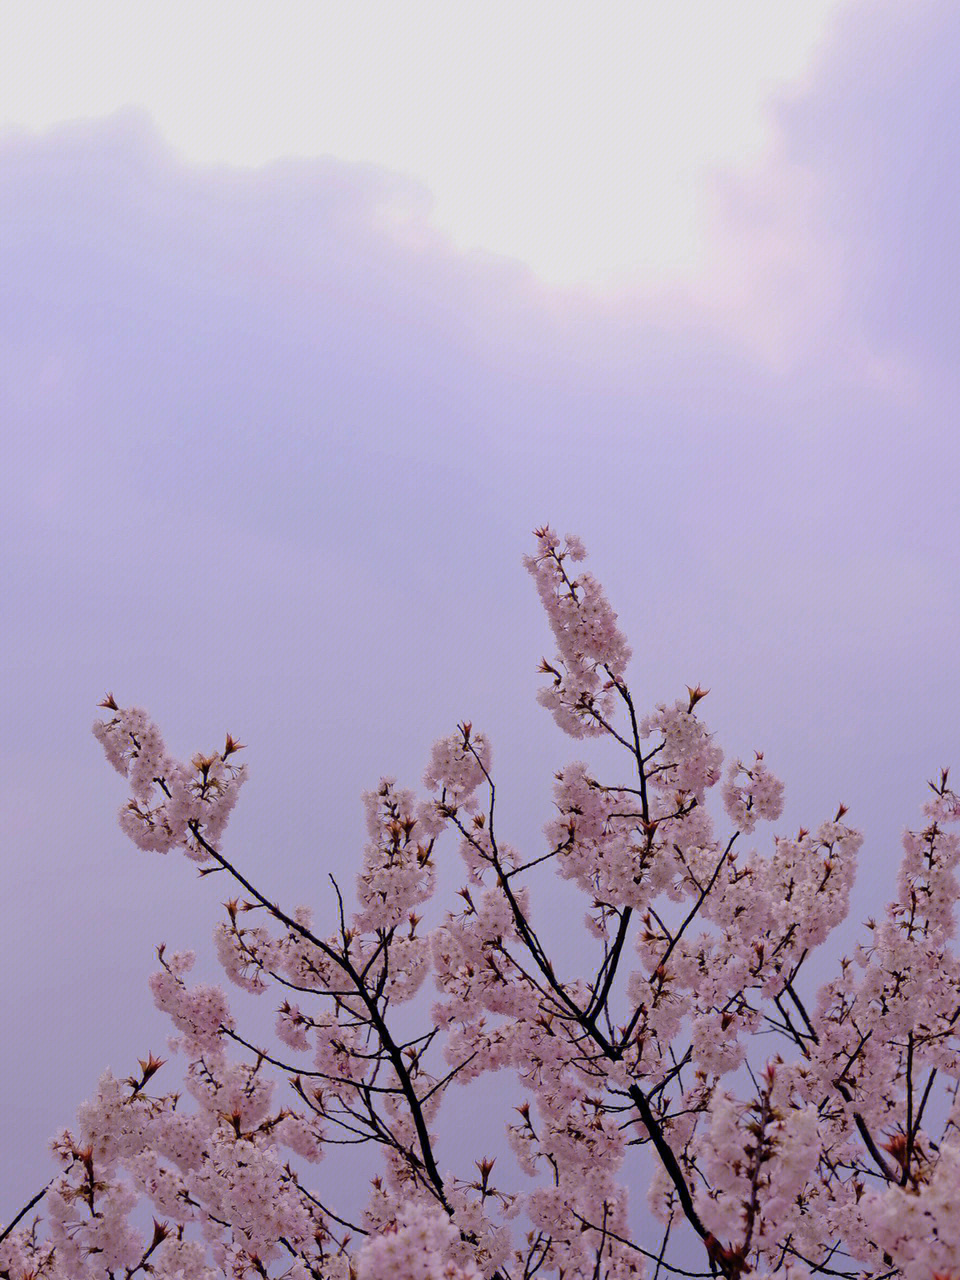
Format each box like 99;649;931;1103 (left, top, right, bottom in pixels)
92;703;248;859
524;526;632;738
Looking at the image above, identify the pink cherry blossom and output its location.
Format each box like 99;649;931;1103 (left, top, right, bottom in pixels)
5;531;960;1280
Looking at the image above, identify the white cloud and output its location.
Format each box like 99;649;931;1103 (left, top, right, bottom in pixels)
0;0;846;286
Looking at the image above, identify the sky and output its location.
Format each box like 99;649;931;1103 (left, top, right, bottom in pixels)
2;0;959;1253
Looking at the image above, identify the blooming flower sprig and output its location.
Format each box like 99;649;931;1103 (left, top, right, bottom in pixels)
93;699;248;860
5;531;960;1280
723;755;785;835
524;527;632;739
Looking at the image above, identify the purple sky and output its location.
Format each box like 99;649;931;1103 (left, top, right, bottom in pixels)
3;0;959;1226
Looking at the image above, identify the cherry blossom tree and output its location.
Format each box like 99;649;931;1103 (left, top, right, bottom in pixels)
3;527;960;1279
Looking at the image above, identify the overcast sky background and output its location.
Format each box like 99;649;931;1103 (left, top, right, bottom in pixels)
2;0;959;1247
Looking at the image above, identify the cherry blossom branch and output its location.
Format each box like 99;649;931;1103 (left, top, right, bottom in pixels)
568;1207;715;1278
0;1180;54;1248
187;821;453;1213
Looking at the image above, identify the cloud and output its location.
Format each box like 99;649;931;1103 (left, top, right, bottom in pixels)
0;1;846;284
691;0;960;383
